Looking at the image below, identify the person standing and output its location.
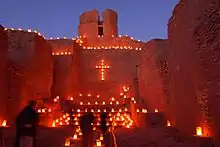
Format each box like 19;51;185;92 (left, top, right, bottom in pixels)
100;112;111;147
14;100;39;147
80;112;94;147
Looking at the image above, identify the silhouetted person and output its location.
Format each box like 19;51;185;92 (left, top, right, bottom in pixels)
100;113;111;147
100;113;108;135
68;110;74;127
80;112;94;147
15;100;39;147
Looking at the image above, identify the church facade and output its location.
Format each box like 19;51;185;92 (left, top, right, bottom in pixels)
49;9;145;103
3;4;220;141
0;9;168;124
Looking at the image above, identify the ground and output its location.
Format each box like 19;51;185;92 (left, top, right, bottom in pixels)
1;123;216;147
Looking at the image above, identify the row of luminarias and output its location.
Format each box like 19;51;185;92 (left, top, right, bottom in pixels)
4;28;44;38
81;46;142;50
50;34;141;42
52;46;142;56
53;112;134;128
36;106;204;137
75;37;142;51
55;98;127;106
53;86;130;101
37;107;148;114
3;28;142;46
3;28;142;57
53;96;136;106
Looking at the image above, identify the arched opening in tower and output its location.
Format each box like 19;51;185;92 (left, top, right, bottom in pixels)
98;13;104;36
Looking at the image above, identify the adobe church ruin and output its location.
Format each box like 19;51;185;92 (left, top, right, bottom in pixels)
1;0;220;143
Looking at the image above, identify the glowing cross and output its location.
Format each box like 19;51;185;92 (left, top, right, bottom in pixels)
95;60;110;81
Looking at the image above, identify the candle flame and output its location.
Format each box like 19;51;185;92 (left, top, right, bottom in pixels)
64;138;70;146
96;139;102;146
1;120;7;127
196;127;203;136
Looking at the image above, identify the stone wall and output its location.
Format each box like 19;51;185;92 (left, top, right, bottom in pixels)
7;30;53;123
78;9;119;38
103;9;118;37
168;0;220;139
0;25;8;121
78;10;99;38
49;39;74;54
78;48;140;102
138;39;168;113
81;35;143;50
49;40;79;100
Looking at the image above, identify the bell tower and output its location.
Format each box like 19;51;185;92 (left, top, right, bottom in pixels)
78;10;99;38
102;9;118;37
78;9;118;38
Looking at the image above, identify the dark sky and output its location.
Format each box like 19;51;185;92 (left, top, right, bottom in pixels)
0;0;179;41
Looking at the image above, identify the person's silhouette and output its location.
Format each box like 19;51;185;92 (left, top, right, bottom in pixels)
100;113;108;135
80;112;94;147
15;100;39;147
100;112;112;147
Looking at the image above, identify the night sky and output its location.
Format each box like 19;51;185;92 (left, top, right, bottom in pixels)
0;0;179;41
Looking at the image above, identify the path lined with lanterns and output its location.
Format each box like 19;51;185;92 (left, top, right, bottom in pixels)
27;85;135;147
49;86;135;147
0;85;163;147
0;83;206;147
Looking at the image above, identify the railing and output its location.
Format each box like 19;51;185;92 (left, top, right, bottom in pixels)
111;130;118;147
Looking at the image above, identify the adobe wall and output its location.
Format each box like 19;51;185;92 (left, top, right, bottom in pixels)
138;39;169;113
80;35;143;49
49;39;74;55
78;10;99;38
103;9;118;37
168;0;220;139
78;9;118;38
7;30;53;123
64;36;144;102
77;48;140;102
0;26;8;121
49;39;79;100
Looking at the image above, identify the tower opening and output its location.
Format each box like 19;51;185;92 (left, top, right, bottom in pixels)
98;26;104;36
98;13;104;36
